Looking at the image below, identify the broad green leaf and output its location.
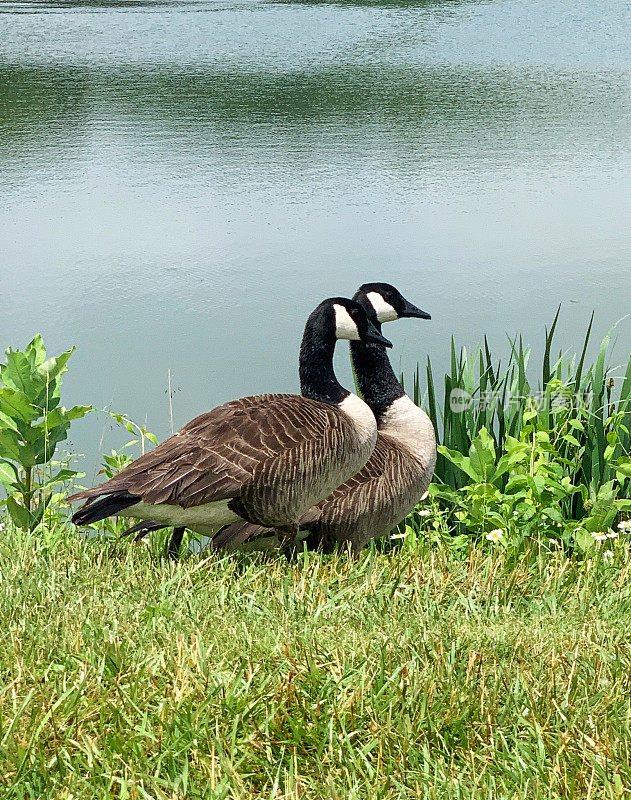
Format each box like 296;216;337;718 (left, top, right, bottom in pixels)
25;334;46;365
39;347;75;380
437;446;478;482
523;408;537;424
0;430;22;462
574;528;596;553
0;387;39;423
545;506;567;526
613;458;631;478
0;349;44;397
0;461;19;491
0;409;20;433
66;404;91;421
469;427;496;483
37;381;63;414
17;443;37;468
35;405;91;430
494;448;529;480
6;496;30;530
31;427;73;464
428;482;462;503
36;469;79;492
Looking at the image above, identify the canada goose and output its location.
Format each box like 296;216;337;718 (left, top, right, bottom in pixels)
68;297;393;550
213;283;437;554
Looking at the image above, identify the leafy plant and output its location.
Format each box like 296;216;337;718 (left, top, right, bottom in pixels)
419;313;631;488
405;311;631;552
107;411;158;457
0;335;90;531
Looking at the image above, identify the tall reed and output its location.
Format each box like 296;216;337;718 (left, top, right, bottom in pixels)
407;309;631;514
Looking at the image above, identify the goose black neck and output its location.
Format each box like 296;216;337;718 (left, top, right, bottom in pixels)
350;330;404;421
299;323;349;406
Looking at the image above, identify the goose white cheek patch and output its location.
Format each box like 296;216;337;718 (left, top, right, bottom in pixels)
334;304;360;340
367;292;398;323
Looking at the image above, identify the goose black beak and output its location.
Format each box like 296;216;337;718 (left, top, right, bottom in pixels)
401;301;431;320
364;322;393;348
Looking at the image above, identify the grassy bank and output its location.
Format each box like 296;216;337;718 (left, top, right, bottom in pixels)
1;323;631;797
1;524;630;799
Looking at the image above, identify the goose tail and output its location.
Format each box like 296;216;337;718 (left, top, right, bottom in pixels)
70;491;140;526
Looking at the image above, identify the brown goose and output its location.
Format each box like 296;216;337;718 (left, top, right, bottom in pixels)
213;283;437;554
68;297;393;549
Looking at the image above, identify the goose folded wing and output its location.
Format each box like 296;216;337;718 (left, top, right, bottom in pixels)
68;394;347;509
311;436;410;524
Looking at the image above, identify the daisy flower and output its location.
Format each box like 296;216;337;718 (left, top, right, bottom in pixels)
486;529;503;542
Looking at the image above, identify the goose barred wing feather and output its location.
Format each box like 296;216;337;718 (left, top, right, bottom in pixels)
313;435;408;515
68;394;358;514
212;435;424;551
309;434;430;549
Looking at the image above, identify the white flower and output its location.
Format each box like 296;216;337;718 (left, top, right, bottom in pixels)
606;530;619;539
591;532;608;542
617;520;631;532
418;509;431;517
603;550;614;564
420;491;429;502
486;529;503;542
390;532;407;540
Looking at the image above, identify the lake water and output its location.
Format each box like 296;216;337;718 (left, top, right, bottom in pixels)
1;0;630;476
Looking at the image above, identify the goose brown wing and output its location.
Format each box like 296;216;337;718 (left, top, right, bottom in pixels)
211;438;404;549
311;435;412;525
68;394;352;509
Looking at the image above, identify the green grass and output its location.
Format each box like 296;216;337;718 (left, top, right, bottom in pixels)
1;525;630;799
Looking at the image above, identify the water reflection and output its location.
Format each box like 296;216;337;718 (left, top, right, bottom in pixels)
0;0;211;10
273;0;473;6
2;63;627;181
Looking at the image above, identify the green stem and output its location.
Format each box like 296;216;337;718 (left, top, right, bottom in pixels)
24;466;32;517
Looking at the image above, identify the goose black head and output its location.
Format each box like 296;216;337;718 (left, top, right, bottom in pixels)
354;282;431;324
311;297;393;348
